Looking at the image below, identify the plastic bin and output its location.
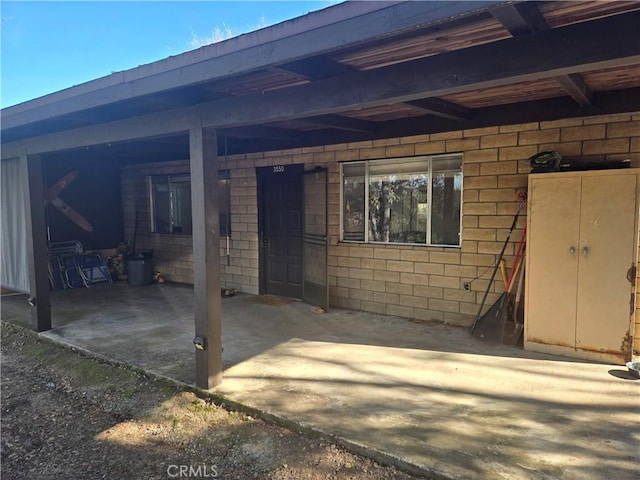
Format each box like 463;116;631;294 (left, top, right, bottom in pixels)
127;253;153;286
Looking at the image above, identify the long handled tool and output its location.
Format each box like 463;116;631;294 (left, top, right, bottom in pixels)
513;254;526;322
502;247;527;346
471;189;527;335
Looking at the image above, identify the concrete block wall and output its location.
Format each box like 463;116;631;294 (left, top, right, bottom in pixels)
121;160;194;285
323;114;640;326
121;159;260;291
121;113;640;329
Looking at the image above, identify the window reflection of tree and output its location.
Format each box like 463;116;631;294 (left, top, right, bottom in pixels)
369;174;427;243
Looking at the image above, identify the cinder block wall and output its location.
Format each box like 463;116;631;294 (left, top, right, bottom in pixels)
121;161;194;284
122;113;640;328
326;114;639;326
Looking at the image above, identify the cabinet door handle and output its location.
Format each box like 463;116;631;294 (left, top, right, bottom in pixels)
569;246;576;255
582;246;589;257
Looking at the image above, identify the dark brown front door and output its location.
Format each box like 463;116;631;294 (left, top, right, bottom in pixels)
257;164;303;298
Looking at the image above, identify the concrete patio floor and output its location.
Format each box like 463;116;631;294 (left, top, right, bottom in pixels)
2;282;638;479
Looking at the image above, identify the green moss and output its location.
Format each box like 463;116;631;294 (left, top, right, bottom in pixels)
189;399;219;414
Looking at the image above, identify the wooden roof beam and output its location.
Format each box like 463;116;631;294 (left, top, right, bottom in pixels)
554;73;593;108
405;98;471;122
378;87;640;139
490;2;593;107
220;125;300;141
299;114;378;133
489;2;547;35
275;56;358;80
278;56;472;122
230;87;640;153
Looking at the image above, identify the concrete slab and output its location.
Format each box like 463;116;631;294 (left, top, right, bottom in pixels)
2;282;638;479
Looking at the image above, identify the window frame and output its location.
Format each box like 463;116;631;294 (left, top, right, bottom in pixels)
149;174;192;235
339;154;463;247
148;170;231;237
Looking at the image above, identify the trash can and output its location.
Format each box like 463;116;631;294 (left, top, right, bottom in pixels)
126;252;153;286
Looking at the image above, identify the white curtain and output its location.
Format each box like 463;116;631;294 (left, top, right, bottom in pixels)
1;157;30;293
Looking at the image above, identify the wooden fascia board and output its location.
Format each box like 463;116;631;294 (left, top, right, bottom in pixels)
2;111;197;158
1;1;502;130
3;12;639;158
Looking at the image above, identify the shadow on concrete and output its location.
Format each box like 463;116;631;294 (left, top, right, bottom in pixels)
1;281;589;384
2;282;639;479
608;368;639;381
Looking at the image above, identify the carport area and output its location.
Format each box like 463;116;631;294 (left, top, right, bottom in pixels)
2;283;638;480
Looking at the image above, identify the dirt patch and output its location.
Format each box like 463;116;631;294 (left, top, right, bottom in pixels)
1;321;424;480
249;295;294;307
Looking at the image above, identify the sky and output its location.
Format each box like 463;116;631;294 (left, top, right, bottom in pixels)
0;0;339;108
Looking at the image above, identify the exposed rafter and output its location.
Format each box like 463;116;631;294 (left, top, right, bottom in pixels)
489;2;547;35
251;87;640;154
275;56;358;80
221;87;640;155
275;58;381;132
379;88;640;139
220;125;300;141
279;56;471;123
490;2;593;107
554;73;593;108
300;114;378;133
405;98;471;122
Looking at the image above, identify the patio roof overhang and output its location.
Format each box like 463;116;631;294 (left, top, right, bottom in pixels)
2;0;639;160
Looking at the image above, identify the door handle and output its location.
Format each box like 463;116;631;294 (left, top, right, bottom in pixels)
582;246;589;257
569;246;576;255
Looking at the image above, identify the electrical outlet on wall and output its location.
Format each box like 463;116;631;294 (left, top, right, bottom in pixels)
463;282;471;291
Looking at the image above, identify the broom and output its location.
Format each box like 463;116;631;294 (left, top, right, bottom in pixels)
470;189;527;341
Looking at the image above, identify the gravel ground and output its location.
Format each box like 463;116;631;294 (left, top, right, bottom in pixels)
1;321;424;480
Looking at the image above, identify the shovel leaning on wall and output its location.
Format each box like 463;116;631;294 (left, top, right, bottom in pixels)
471;189;527;344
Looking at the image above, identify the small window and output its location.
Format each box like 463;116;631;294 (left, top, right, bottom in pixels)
341;155;462;246
150;170;231;236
